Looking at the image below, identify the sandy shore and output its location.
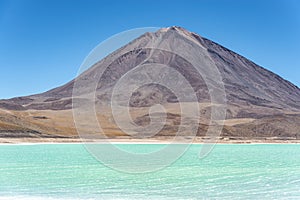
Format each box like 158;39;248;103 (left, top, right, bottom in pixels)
0;137;299;144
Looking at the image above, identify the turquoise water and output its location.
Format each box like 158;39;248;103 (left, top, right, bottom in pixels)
0;144;299;199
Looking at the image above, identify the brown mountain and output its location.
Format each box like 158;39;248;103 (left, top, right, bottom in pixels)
0;26;299;142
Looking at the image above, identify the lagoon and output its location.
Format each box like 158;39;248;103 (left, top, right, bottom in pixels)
0;144;299;199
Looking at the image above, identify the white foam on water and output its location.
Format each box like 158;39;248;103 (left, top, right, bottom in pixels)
0;196;170;200
0;196;94;200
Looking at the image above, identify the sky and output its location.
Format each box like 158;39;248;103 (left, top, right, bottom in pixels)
0;0;299;99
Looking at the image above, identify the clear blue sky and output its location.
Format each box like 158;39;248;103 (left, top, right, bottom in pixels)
0;0;299;99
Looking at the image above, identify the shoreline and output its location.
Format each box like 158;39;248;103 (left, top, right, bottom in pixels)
0;137;299;144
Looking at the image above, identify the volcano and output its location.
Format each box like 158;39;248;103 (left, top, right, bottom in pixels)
0;26;299;142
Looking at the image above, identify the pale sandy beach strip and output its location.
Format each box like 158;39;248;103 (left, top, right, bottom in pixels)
0;137;299;144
